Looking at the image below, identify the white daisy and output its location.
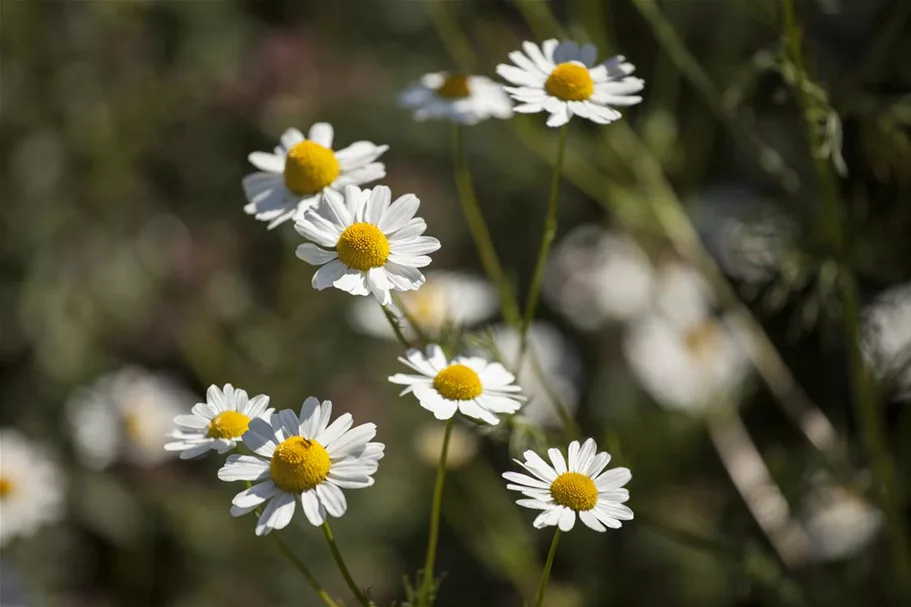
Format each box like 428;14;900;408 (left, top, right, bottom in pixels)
861;283;911;398
623;311;749;413
399;72;513;124
388;344;524;425
351;271;498;340
497;40;644;127
164;384;273;460
294;184;441;305
66;367;194;469
504;438;633;532
218;398;383;535
800;481;882;563
242;123;388;229
544;225;654;329
487;323;581;428
0;429;65;546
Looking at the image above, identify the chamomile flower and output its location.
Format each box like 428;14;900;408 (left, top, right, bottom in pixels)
0;429;65;546
218;398;383;535
295;185;441;305
66;367;194;470
861;283;911;397
351;271;498;340
504;438;633;532
242;123;388;229
497;40;644;127
164;384;273;460
399;72;513;124
388;344;524;425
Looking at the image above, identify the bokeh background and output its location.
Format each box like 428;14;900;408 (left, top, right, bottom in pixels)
2;0;911;605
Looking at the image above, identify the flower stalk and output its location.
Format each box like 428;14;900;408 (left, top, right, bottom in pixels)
418;417;455;606
535;528;562;607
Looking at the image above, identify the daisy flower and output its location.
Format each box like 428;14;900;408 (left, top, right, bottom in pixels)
295;184;441;305
399;72;513;124
861;283;911;398
66;367;194;470
350;271;498;340
218;398;383;535
388;344;524;425
164;384;273;460
504;438;633;532
0;429;65;546
497;40;644;127
242;123;388;229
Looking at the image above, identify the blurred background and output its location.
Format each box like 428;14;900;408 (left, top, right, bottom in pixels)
2;0;911;605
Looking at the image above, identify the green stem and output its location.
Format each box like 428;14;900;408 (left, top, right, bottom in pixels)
418;417;455;606
380;302;413;350
269;532;340;607
840;273;911;595
322;521;373;606
535;528;562;607
520;123;569;359
452;123;521;326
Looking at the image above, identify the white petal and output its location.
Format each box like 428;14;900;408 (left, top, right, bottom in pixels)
333;268;370;297
316;413;353;446
308;122;334;148
548;448;568;474
231;480;278;514
255;491;296;535
580;510;606;532
595;467;631;490
281;128;305;150
312;259;348;290
502;471;551;489
300;490;326;526
379;194;420;234
316;483;348;518
298;397;321;437
248;152;284;173
367;267;392;306
557;508;576;531
334;142;388;171
326;423;376;458
296;243;338;265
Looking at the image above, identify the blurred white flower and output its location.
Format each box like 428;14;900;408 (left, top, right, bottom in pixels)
295;185;441;306
414;423;479;469
497;40;644;127
504;438;633;532
165;384;273;460
544;225;654;329
400;72;513;124
0;429;65;546
800;483;882;563
389;345;524;425
861;283;911;397
218;398;383;534
351;271;498;340
242;123;388;229
652;261;714;327
489;323;582;428
67;367;194;469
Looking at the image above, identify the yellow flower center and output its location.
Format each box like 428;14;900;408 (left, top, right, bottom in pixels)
0;476;14;499
683;322;722;361
123;411;142;441
550;472;599;511
433;364;483;401
337;223;390;271
284;140;340;195
545;62;594;101
206;411;251;440
404;284;444;327
269;436;331;493
436;74;471;99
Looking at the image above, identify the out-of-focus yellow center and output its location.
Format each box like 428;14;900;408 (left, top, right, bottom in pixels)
284;140;340;195
0;476;14;499
270;436;331;493
545;63;594;101
433;364;483;401
337;223;390;270
206;411;251;440
550;472;598;511
437;74;471;99
683;322;722;361
405;284;444;327
123;412;142;441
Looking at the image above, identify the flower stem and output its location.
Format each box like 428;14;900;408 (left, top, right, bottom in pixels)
520;123;569;359
418;417;455;606
380;301;413;350
269;532;340;607
322;521;373;607
535;528;562;607
452;123;521;326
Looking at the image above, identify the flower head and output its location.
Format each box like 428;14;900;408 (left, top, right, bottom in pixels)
165;384;273;459
504;438;632;532
295;185;441;305
497;40;644;127
389;344;524;425
400;72;513;124
242;123;388;229
67;367;194;469
0;429;65;546
218;398;383;535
